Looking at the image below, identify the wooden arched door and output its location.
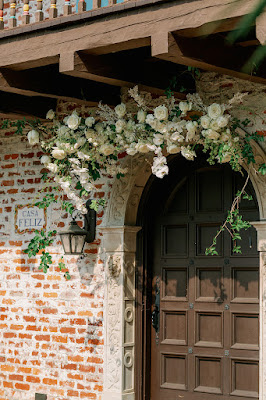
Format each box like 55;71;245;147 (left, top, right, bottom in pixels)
144;156;259;400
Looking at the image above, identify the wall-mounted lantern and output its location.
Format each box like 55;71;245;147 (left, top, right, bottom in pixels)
59;200;96;255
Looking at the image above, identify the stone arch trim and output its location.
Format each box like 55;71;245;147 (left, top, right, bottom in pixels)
101;142;266;400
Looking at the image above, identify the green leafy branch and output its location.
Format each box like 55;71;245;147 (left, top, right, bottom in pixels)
206;174;252;256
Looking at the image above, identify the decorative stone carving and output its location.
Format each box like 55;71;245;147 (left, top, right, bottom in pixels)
108;254;122;278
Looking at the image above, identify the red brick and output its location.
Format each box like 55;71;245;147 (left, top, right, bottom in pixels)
15;383;30;390
26;375;40;383
35;335;50;341
67;390;79;397
9;374;23;381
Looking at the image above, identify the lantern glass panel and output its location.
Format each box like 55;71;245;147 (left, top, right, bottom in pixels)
60;233;71;254
70;234;86;254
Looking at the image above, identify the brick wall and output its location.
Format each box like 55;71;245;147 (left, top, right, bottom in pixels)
0;128;109;400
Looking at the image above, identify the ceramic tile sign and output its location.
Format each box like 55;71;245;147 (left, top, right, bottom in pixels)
15;204;47;234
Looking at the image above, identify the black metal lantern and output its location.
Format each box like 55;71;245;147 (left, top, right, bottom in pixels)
59;200;96;255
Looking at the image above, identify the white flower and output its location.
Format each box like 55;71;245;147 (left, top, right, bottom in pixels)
63;116;69;125
85;129;96;141
115;119;126;134
27;130;39;146
115;103;126;118
167;144;181;154
171;132;184;142
51;148;67;160
154;165;169;179
153;134;164;146
154;105;168;121
137;110;147;123
217;115;229;128
204;129;220;140
126;120;135;130
179;101;192;114
234;137;240;142
46;109;55;120
47;163;58;173
200;115;211;129
146;114;155;125
186;121;198;140
210;120;220;131
207;103;223;120
85;117;95;127
126;146;138;156
181;146;196;161
40;155;51;165
135;143;151;153
95;123;104;134
67;112;81;130
100;143;115;156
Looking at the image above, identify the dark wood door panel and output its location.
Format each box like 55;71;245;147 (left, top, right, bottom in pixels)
149;162;259;400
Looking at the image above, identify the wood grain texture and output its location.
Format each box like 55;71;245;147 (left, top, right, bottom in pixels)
0;0;256;69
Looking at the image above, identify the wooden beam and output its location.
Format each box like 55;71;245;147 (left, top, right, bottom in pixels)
0;90;57;118
176;16;243;38
0;0;257;70
0;66;122;105
152;32;266;85
59;51;186;98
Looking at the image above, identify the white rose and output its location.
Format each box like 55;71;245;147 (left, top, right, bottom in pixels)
100;143;115;156
63;116;69;125
210;120;220;131
27;130;39;146
154;165;169;179
181;146;196;161
207;103;223;120
137;110;147;123
67;113;81;130
115;103;126;118
95;123;104;134
200;115;211;129
115;119;126;134
154;105;168;121
171;132;184;142
46;109;55;120
205;129;220;140
217;115;229;128
51;148;67;160
40;155;51;165
47;163;58;173
126;120;135;130
167;144;181;154
85;117;95;127
126;146;138;156
179;101;192;114
153;134;164;146
135;143;151;153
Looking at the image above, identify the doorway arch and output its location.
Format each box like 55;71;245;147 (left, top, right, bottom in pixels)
100;139;266;400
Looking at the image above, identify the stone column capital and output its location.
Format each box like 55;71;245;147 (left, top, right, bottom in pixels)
251;220;266;252
99;226;141;253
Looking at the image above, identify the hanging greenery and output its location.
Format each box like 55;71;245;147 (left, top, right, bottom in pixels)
1;86;265;277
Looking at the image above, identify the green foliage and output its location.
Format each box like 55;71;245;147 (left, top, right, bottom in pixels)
35;193;57;209
258;163;266;175
90;199;106;212
205;181;252;256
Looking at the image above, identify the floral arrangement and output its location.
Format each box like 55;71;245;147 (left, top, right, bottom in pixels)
4;86;266;276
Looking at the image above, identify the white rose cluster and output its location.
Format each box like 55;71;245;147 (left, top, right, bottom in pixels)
25;86;242;219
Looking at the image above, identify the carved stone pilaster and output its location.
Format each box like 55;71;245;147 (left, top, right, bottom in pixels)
251;221;266;400
101;226;141;400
